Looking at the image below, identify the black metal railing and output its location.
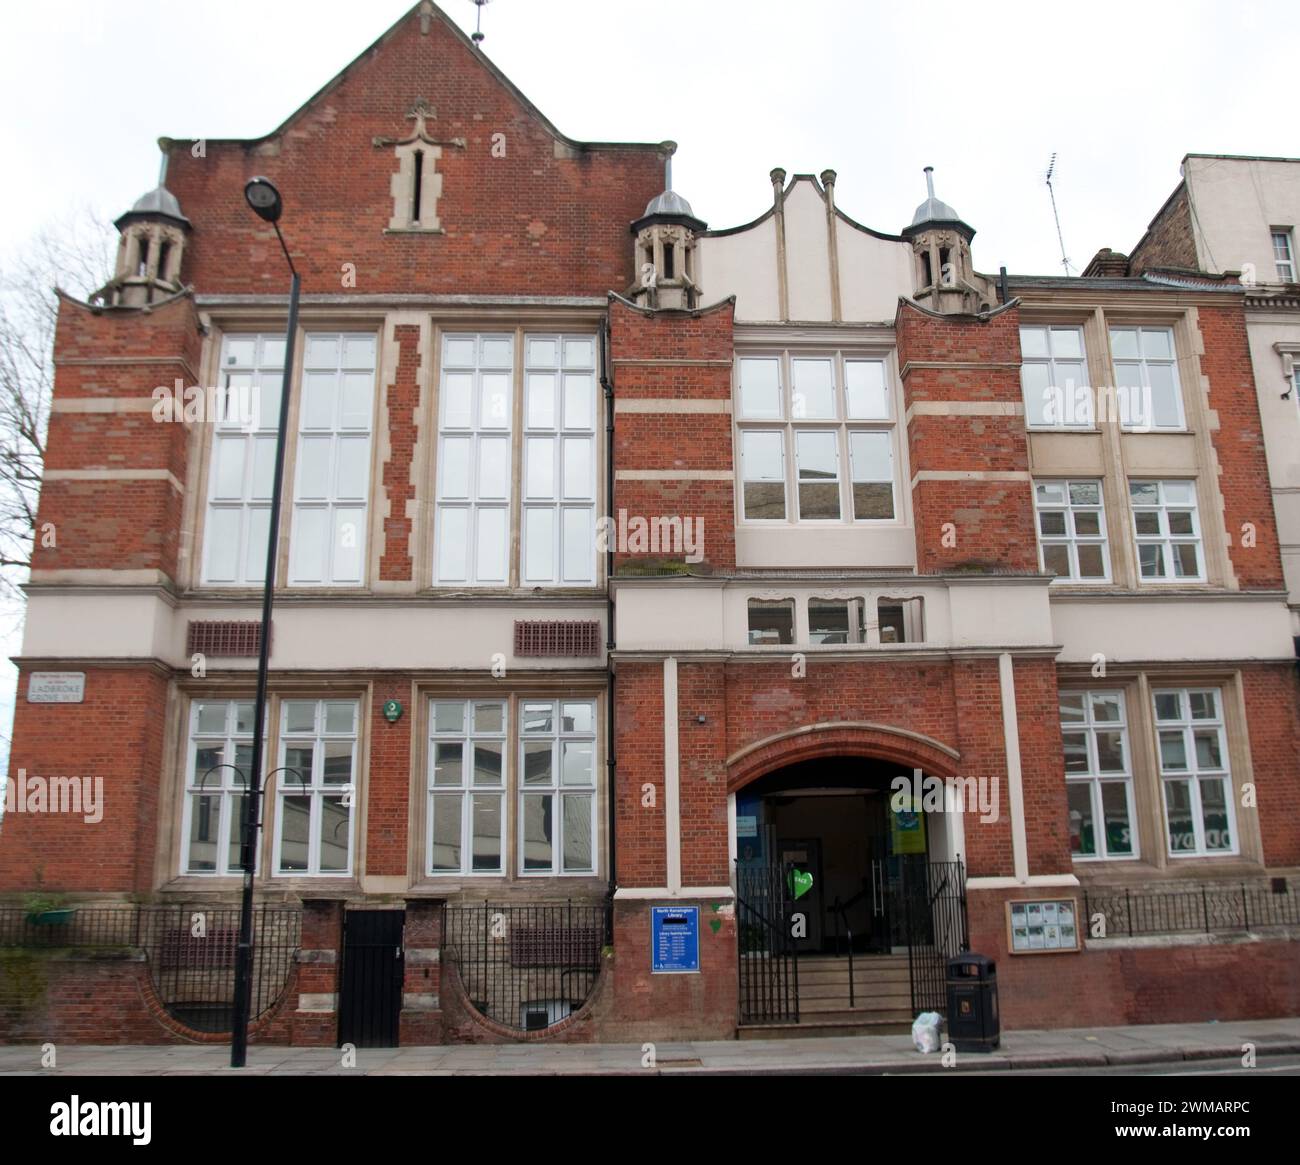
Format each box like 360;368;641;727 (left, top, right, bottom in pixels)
1082;881;1300;939
442;900;607;1032
736;863;799;1024
0;905;141;948
904;859;969;1016
0;903;300;1033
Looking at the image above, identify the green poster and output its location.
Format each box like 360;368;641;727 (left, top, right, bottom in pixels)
890;797;927;855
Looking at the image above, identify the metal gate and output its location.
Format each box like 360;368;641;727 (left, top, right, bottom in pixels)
903;860;969;1015
338;909;405;1048
735;860;799;1024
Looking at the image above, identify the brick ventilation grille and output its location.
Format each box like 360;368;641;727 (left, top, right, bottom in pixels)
508;926;602;967
186;621;264;658
159;928;238;969
513;620;601;658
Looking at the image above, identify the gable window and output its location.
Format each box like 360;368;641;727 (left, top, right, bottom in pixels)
735;352;897;525
1033;480;1110;582
1020;325;1089;428
1129;479;1203;582
1110;326;1184;431
203;333;285;585
289;334;376;585
274;699;358;876
181;699;254;875
435;332;597;586
1060;690;1135;860
1272;229;1295;282
1154;688;1235;857
520;700;597;875
428;699;506;876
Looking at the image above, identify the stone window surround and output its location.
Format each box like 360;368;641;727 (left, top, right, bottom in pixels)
163;684;371;890
185;312;609;597
732;343;905;528
1057;666;1262;878
1020;303;1234;593
162;677;610;894
408;681;608;890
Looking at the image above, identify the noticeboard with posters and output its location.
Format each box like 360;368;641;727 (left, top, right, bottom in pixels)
1005;898;1081;954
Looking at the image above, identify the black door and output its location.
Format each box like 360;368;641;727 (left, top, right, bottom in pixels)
338;909;405;1048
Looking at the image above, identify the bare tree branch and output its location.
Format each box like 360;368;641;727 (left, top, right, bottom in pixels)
0;208;116;603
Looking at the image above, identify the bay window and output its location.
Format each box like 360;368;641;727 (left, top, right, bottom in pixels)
736;351;898;525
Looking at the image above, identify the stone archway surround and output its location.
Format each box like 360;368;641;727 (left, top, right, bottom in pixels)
726;721;961;793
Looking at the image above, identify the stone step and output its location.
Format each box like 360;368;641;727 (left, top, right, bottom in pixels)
738;1016;914;1039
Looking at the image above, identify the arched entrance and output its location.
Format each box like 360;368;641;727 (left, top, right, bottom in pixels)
726;725;969;1031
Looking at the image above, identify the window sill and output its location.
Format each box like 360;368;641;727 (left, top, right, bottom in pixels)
383;227;446;236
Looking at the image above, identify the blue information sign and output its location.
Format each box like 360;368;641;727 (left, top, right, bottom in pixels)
650;906;700;974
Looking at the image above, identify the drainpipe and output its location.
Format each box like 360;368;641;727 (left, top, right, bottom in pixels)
600;315;618;932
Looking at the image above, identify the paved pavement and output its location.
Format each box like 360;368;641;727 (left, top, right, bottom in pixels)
2;1017;1298;1075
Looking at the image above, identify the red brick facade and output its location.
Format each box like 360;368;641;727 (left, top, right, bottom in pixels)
3;1;1297;1050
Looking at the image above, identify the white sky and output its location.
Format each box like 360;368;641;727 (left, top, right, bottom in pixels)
0;0;1292;763
0;0;1292;275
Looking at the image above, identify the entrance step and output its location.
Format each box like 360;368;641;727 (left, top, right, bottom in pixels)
738;1016;914;1040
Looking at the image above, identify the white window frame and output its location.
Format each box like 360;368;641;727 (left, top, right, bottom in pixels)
1033;479;1110;583
1020;324;1091;429
288;333;377;586
1153;688;1238;858
180;699;255;876
1272;228;1295;282
435;332;514;586
734;351;898;526
427;698;507;877
202;333;285;585
1060;689;1138;861
272;699;358;876
1109;325;1186;432
518;698;598;876
521;334;598;585
1129;479;1204;583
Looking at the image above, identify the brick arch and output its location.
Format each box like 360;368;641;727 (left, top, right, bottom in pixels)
726;721;961;793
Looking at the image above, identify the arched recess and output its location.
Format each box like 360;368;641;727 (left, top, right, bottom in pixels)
726;721;961;793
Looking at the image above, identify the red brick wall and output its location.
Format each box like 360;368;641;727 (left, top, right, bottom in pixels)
0;667;170;894
1128;183;1199;275
0;950;297;1046
378;325;422;582
968;887;1300;1029
895;301;1037;573
34;295;201;581
1241;663;1300;866
366;679;413;877
613;663;667;888
1197;304;1285;589
162;10;666;299
608;297;736;573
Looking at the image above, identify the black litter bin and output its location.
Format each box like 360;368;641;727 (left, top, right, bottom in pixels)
946;953;999;1052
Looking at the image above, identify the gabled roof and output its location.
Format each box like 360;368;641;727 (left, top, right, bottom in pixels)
158;0;670;156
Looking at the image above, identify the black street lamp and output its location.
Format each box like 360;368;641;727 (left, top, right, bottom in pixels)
230;176;299;1068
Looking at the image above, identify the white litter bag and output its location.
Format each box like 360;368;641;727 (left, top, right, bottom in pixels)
911;1011;943;1053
